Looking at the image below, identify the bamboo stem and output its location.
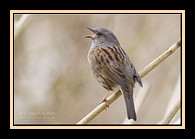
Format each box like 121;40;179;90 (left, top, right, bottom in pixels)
162;101;180;124
77;40;181;124
14;14;32;39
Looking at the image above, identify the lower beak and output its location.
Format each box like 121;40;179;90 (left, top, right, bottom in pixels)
84;34;96;39
84;35;93;38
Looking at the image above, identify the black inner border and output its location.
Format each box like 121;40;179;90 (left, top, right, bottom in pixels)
12;11;183;127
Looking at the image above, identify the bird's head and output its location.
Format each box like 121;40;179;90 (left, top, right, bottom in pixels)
85;26;120;47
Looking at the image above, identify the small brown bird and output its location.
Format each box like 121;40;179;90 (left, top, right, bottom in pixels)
85;27;143;121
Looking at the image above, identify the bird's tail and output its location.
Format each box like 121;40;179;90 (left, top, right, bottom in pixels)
122;89;136;121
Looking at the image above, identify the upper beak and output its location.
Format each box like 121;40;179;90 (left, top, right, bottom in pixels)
84;26;97;39
86;26;96;33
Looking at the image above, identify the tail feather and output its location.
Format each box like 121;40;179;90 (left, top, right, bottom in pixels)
122;89;136;121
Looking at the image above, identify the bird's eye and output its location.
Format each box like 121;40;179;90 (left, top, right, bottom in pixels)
97;32;102;35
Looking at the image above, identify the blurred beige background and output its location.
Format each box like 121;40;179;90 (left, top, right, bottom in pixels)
14;14;181;124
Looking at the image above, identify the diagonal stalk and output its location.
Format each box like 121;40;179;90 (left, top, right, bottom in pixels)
77;40;181;124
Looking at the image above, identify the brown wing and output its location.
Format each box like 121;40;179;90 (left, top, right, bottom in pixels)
102;66;130;91
129;62;143;87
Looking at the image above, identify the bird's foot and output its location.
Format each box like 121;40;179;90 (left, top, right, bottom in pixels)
99;98;109;108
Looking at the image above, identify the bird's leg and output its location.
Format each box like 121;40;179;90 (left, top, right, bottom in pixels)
99;90;109;108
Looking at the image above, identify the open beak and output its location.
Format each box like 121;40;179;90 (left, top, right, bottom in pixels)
84;26;96;39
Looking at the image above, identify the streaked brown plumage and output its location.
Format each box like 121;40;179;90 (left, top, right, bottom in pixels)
85;27;143;121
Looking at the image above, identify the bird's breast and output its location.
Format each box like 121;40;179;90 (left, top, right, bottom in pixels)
87;47;101;66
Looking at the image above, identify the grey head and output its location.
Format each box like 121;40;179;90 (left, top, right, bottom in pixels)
85;26;120;49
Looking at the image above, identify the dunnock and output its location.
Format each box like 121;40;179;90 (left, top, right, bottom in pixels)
85;26;143;121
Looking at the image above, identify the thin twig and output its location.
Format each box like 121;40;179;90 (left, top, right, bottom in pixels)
160;76;181;124
77;40;181;124
162;101;180;124
14;14;32;39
